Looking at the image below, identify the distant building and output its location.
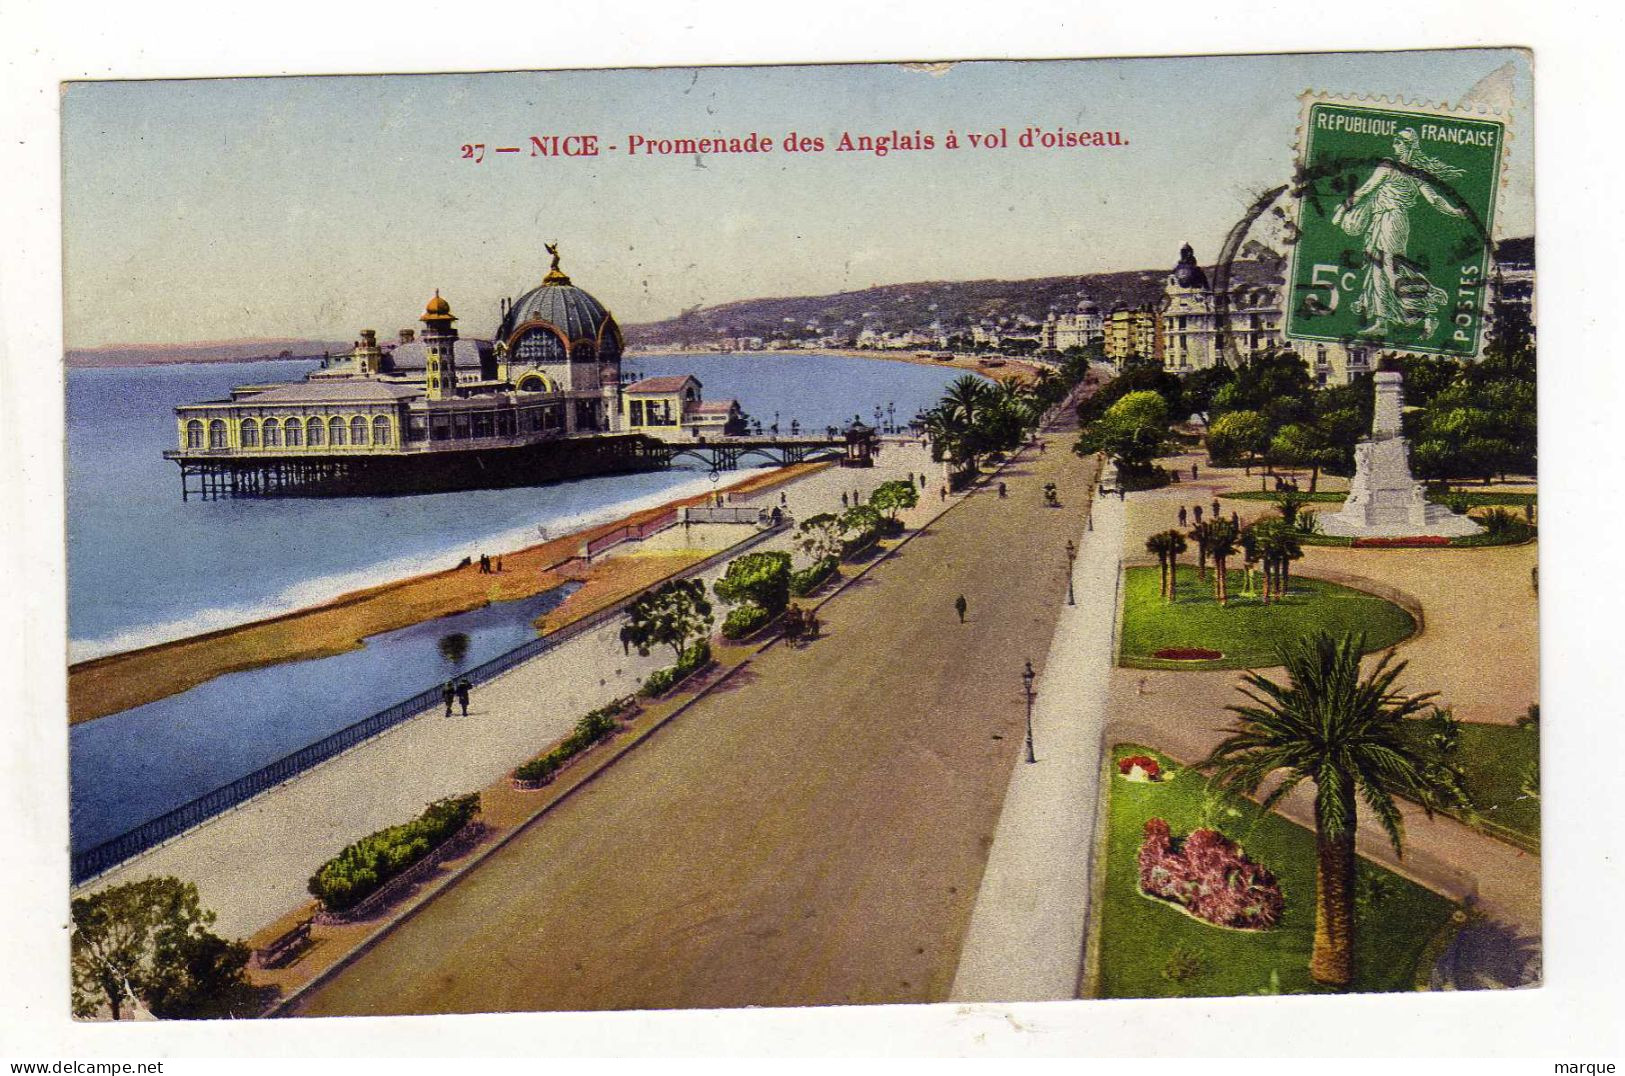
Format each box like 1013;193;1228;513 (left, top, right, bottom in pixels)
1104;306;1160;366
1041;300;1104;352
1154;242;1373;385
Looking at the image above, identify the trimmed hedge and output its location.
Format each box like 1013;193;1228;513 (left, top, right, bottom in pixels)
308;794;480;912
790;556;839;597
721;604;772;639
639;640;712;698
513;702;627;784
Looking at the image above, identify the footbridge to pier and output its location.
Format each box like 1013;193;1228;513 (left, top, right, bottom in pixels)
645;434;865;472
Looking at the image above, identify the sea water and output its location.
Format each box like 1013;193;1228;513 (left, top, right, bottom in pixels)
67;351;972;849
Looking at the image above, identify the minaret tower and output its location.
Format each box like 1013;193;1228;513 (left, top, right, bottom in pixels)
420;290;459;401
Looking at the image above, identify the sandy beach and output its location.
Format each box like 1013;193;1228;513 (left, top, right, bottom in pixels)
67;462;828;725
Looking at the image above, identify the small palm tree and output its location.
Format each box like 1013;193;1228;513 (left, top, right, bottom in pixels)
1144;529;1187;601
1207;518;1239;605
1202;631;1470;987
1188;521;1212;582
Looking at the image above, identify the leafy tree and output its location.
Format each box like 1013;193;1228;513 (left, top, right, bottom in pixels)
1396;354;1461;409
795;512;845;564
620;578;714;663
1270;423;1340;493
1076;389;1169;475
868;479;920;520
713;551;793;616
839;503;885;551
71;877;252;1020
1206;410;1268;473
1179;365;1237;422
1202;632;1470;986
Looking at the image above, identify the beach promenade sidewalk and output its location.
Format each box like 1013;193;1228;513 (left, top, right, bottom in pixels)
75;443;939;940
293;433;1101;1016
949;486;1124;1002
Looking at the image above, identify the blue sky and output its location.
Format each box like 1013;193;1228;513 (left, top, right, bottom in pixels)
62;49;1532;347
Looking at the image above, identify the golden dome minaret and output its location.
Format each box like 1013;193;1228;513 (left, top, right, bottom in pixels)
421;290;459;401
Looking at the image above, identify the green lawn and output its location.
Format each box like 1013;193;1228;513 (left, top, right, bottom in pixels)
1454;721;1541;851
1095;745;1460;999
1120;565;1417;670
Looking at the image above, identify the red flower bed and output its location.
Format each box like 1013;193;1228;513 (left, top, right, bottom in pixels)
1117;754;1161;778
1138;818;1283;930
1351;535;1451;548
1152;647;1223;661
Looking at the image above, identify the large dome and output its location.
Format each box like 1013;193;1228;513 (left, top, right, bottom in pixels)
496;247;621;359
498;280;617;345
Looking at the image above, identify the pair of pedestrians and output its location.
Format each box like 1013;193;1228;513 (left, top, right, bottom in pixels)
442;677;472;717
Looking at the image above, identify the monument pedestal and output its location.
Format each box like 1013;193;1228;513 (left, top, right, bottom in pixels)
1316;369;1482;539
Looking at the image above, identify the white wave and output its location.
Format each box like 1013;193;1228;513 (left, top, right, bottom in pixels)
68;467;774;664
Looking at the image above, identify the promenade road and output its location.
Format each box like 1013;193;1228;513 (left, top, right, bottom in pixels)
76;445;936;940
295;435;1103;1015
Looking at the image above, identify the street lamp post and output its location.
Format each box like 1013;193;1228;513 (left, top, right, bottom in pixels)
1066;539;1076;606
1022;660;1037;764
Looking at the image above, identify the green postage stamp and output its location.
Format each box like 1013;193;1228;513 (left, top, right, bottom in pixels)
1286;96;1506;356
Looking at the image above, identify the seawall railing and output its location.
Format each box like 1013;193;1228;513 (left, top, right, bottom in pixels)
71;519;789;886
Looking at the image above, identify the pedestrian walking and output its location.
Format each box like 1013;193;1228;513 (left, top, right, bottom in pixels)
841;492;849;508
919;472;927;488
1193;505;1203;524
939;486;946;501
1040;442;1047;454
1231;510;1239;529
780;491;788;507
1192;463;1199;480
1178;506;1188;527
495;556;502;573
1212;499;1221;520
455;677;471;717
998;481;1007;498
442;680;456;718
955;594;968;623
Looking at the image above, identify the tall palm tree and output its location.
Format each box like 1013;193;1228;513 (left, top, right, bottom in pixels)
943;375;993;428
1201;632;1470;987
1207;518;1239;605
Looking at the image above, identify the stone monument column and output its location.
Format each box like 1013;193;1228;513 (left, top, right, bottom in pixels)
1318;367;1482;538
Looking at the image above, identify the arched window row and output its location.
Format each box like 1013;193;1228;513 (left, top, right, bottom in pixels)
180;414;396;451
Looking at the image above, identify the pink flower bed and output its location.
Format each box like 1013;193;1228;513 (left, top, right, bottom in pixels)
1351;535;1451;548
1137;818;1284;930
1117;754;1162;779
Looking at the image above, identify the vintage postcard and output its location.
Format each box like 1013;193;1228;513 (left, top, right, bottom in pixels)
57;48;1538;1023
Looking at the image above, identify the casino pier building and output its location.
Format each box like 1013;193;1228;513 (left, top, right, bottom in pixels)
163;248;857;499
167;251;654;498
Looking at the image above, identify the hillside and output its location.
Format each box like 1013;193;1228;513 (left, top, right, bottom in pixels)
622;258;1285;347
67;338;350;368
623;236;1531;348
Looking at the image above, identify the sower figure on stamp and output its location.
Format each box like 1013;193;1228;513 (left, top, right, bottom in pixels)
1333;128;1468;338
